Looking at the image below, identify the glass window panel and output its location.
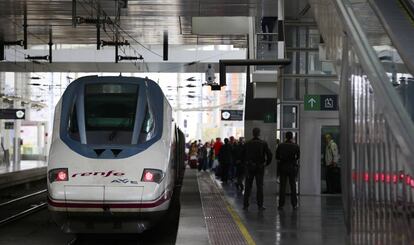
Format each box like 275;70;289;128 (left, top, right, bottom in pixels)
282;105;298;129
285;26;297;48
300;78;339;100
68;104;79;141
299;27;307;48
283;78;299;101
309;29;320;48
139;105;155;143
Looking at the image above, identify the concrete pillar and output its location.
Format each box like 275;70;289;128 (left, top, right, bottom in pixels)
37;122;43;157
244;71;277;178
277;0;285;59
44;121;49;157
13;73;23;167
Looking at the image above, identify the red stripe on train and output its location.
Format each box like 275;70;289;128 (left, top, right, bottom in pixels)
48;193;171;209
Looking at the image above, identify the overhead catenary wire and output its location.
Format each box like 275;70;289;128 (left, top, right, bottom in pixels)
76;0;150;72
5;1;145;71
79;0;163;58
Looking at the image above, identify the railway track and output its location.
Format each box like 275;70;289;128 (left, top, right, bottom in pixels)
0;189;48;225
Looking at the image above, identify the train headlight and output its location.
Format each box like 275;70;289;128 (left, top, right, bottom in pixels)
141;169;164;183
49;168;69;183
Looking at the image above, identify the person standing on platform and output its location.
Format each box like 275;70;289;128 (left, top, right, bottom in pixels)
325;134;339;193
276;132;300;211
234;137;246;192
243;128;272;211
218;138;232;184
213;137;223;175
198;142;207;171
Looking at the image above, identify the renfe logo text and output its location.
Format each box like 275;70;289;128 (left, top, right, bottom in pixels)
71;170;125;178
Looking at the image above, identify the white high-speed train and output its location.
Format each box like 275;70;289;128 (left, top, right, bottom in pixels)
47;76;185;233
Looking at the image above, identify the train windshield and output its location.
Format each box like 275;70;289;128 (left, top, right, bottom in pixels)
84;83;139;144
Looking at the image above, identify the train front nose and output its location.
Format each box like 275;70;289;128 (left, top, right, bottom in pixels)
64;185;143;203
50;184;147;233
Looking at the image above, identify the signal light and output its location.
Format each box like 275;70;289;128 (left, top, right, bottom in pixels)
57;171;67;181
385;174;391;183
141;169;164;183
144;171;154;182
406;175;411;185
364;172;369;182
49;168;69;183
393;174;398;184
374;173;379;182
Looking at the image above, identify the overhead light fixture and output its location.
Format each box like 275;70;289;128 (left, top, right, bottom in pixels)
186;77;196;81
30;76;41;80
118;55;143;61
186;84;196;88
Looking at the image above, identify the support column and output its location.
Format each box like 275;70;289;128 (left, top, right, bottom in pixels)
44;121;49;157
0;73;4;164
277;0;285;59
37;122;43;159
12;73;23;168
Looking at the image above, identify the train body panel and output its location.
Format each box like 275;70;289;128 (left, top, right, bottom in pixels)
47;76;185;233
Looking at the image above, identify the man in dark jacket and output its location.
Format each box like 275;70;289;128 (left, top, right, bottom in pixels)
218;138;232;183
276;131;300;210
233;137;246;192
243;128;272;211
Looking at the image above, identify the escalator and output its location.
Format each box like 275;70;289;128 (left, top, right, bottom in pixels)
308;0;414;244
370;0;414;76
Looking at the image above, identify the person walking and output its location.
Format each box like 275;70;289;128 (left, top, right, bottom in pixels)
243;128;272;211
276;132;300;211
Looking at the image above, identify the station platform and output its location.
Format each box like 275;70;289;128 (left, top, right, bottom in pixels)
0;167;348;244
0;161;47;189
179;169;349;245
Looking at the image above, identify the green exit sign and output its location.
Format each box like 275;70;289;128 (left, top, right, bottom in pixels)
304;95;320;111
304;95;338;111
264;112;276;123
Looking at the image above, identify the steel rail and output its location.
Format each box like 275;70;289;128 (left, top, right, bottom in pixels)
0;202;47;226
0;189;47;208
67;236;78;245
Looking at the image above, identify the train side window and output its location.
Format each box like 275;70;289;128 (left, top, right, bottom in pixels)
139;105;155;142
68;104;80;141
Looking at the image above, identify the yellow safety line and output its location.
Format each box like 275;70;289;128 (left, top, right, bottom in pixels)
224;200;256;245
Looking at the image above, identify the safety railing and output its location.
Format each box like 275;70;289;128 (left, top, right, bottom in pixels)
309;0;414;244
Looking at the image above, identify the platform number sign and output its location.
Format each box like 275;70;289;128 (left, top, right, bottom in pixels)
304;95;338;111
0;109;26;119
221;110;243;121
